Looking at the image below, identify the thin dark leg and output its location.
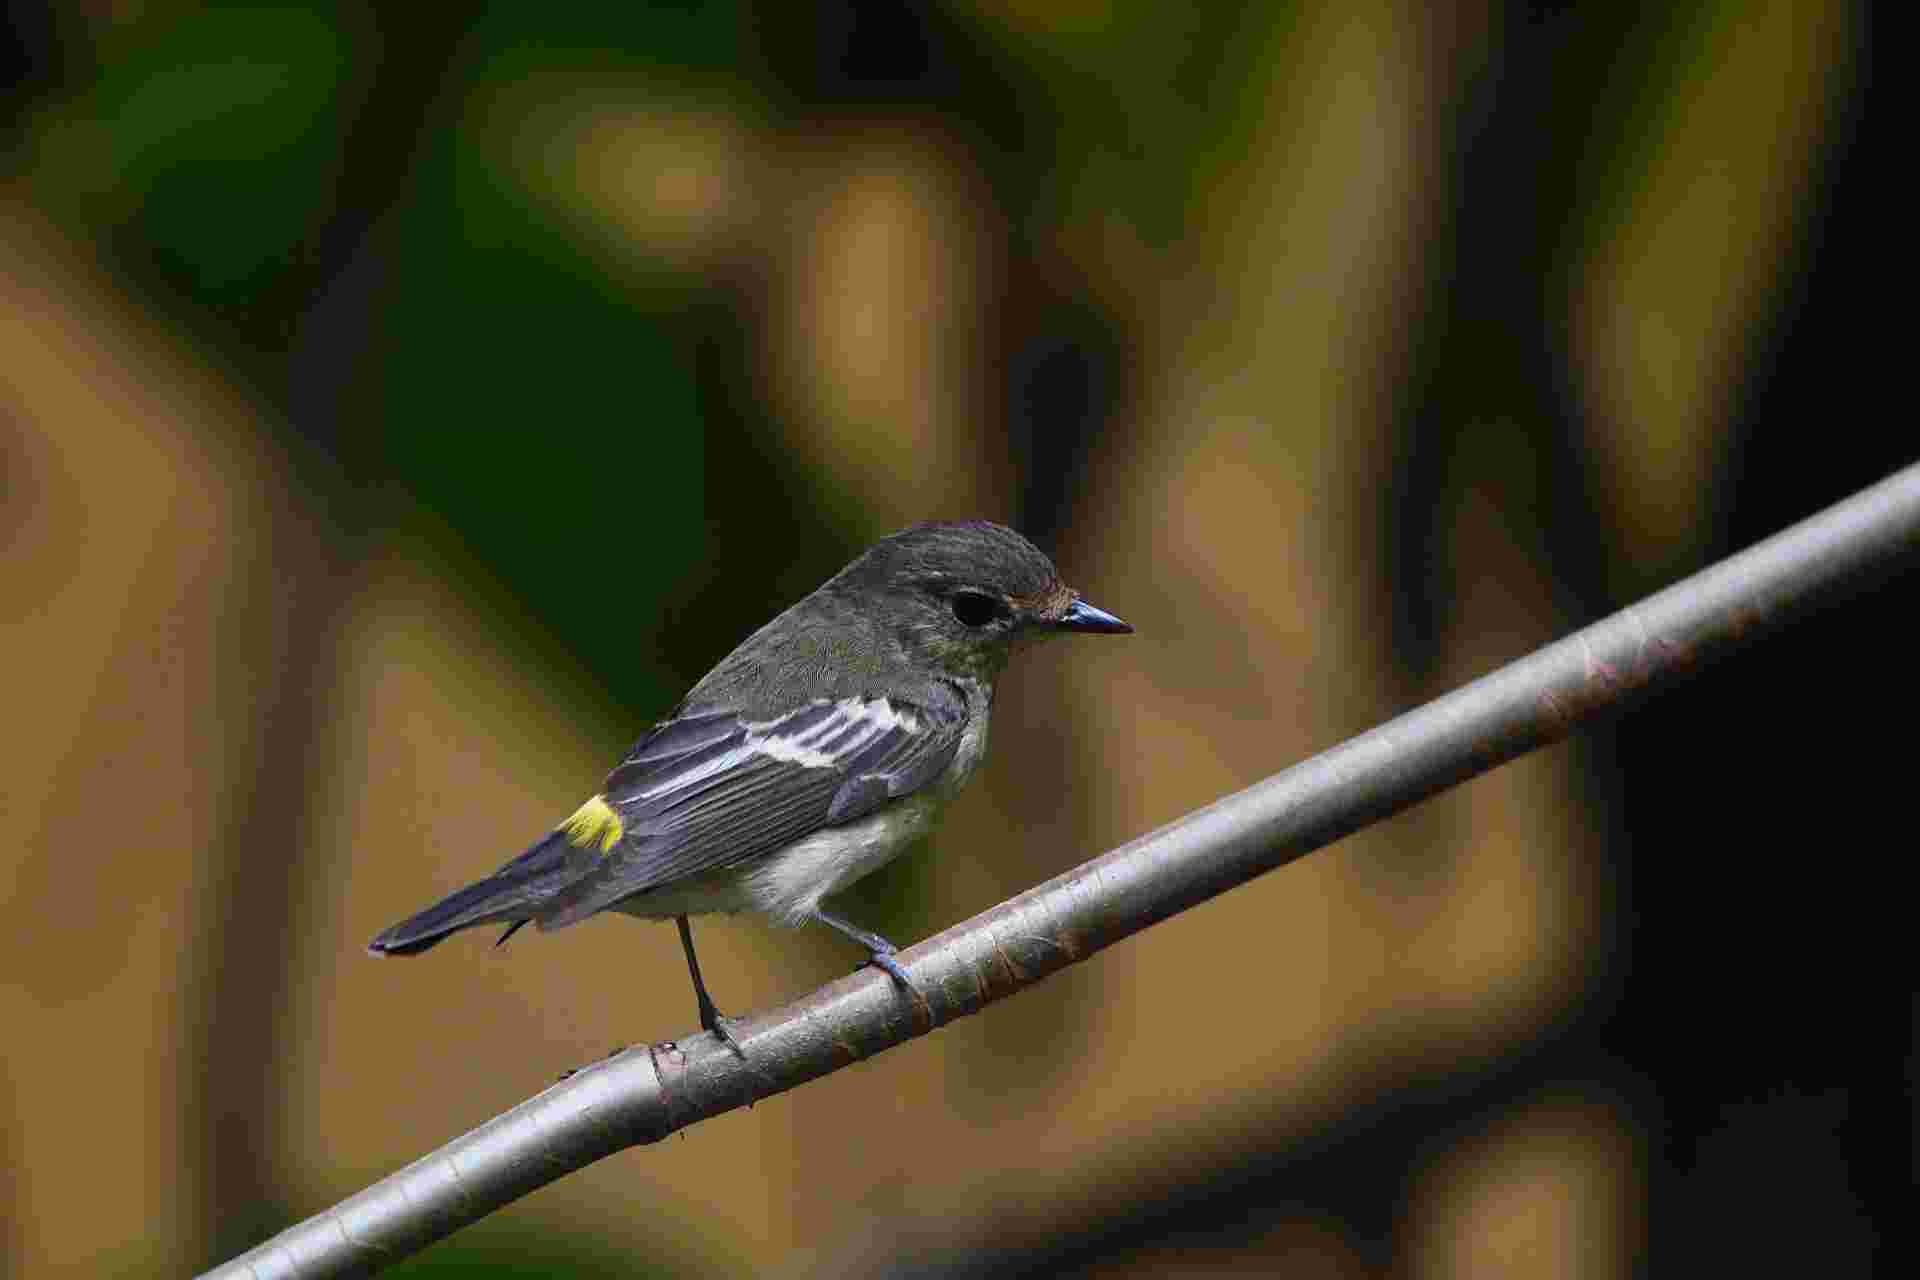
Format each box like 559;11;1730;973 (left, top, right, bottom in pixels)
676;915;745;1056
810;907;931;1025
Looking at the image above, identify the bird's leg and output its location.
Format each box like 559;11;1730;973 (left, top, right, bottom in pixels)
809;907;932;1026
809;907;908;980
676;915;745;1057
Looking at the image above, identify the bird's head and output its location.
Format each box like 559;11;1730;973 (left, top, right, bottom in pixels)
832;520;1132;680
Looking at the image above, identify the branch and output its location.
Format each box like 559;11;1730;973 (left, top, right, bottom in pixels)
207;463;1920;1279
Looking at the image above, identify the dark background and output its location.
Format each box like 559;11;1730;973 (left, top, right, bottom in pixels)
1;2;1904;1276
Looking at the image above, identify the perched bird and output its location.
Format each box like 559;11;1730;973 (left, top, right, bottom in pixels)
368;520;1131;1052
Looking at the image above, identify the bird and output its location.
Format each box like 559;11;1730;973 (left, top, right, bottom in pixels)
367;520;1133;1054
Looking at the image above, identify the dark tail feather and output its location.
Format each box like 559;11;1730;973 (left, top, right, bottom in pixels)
367;876;511;954
367;830;583;956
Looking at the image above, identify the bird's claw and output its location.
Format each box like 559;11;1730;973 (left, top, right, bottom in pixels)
867;948;909;985
701;1008;748;1058
867;949;933;1029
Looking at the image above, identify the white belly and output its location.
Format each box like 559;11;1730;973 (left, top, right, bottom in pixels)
741;793;943;923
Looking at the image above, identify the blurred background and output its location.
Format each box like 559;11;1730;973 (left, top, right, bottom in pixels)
1;2;1907;1275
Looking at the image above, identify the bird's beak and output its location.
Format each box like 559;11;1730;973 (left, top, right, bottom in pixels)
1054;595;1133;634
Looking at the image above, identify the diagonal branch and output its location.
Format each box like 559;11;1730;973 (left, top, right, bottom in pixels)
206;463;1920;1279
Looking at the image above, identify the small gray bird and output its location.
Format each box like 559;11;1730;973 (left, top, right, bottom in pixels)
368;520;1131;1052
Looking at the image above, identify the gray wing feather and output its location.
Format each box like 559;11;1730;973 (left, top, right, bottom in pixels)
826;730;962;822
536;691;963;929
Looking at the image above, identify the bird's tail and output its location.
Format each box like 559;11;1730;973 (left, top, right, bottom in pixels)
366;829;588;956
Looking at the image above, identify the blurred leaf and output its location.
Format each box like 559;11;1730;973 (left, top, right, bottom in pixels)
954;1;1301;244
376;108;710;718
457;0;755;80
383;1224;695;1278
52;5;354;304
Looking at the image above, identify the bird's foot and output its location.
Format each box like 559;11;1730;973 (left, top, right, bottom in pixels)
809;907;934;1030
710;1016;747;1058
866;946;933;1029
699;1002;748;1059
865;945;909;985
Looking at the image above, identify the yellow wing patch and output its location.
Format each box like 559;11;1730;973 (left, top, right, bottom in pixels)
558;794;624;854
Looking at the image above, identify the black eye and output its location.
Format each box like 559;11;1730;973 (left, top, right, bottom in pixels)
950;590;1004;628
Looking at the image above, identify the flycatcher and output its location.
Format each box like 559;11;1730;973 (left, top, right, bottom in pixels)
368;520;1132;1052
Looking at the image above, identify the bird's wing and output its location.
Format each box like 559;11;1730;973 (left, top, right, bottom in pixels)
535;688;966;929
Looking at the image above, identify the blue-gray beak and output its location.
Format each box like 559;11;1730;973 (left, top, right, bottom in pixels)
1056;596;1133;634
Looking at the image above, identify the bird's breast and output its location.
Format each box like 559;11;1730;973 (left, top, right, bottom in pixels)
741;795;944;924
938;697;991;798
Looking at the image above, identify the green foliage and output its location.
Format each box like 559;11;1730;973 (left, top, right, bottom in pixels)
382;1224;694;1278
61;5;354;307
376;112;707;717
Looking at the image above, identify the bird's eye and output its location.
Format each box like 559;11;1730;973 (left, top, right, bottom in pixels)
950;590;1005;628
